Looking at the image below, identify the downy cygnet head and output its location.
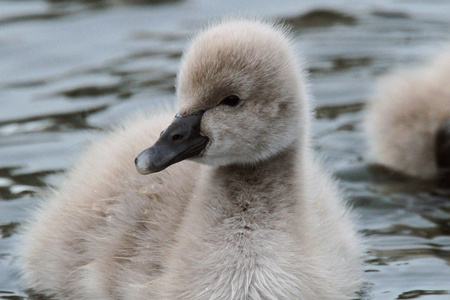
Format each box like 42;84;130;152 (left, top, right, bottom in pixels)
136;19;308;174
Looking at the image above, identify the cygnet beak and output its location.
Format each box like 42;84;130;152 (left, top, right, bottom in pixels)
436;119;450;188
135;112;208;175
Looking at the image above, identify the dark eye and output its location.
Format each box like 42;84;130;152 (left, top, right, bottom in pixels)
220;95;240;107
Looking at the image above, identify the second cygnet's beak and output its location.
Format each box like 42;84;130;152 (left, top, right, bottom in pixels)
436;119;450;188
135;112;208;175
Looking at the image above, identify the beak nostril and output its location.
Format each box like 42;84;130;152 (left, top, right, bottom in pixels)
172;134;183;141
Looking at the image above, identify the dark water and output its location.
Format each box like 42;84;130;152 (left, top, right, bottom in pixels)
1;0;450;299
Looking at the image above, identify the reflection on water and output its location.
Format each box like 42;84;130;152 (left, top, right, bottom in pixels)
1;0;450;299
284;9;357;29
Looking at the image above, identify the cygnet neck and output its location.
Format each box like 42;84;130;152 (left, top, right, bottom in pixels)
198;139;303;221
217;141;299;185
165;139;307;297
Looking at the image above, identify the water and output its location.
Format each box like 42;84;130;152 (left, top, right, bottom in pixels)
1;0;450;299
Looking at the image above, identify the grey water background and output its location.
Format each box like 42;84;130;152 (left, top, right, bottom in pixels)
1;0;450;299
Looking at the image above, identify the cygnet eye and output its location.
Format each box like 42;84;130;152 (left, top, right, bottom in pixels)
220;95;240;107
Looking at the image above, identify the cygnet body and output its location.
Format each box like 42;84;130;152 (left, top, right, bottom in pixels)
365;47;450;182
20;19;362;299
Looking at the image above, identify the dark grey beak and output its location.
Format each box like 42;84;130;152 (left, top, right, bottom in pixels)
436;119;450;188
135;112;208;175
